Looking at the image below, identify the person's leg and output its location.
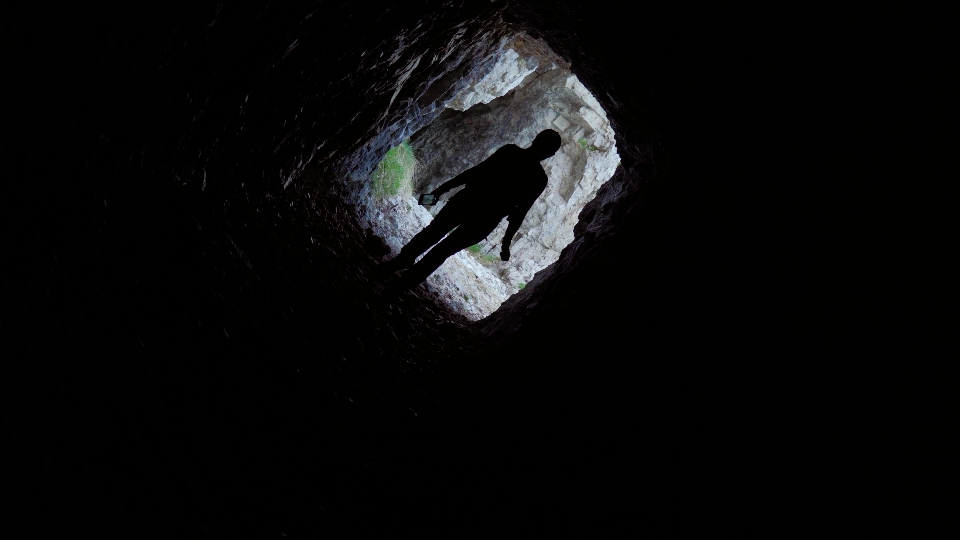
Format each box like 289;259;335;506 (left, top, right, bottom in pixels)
392;219;495;291
385;195;472;269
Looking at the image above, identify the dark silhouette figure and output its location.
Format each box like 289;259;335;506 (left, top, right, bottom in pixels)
376;129;563;292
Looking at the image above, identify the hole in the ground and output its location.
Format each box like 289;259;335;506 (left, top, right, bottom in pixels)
357;33;620;320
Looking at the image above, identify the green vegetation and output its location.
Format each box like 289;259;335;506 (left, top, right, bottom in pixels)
467;244;499;266
371;141;417;199
518;282;526;289
577;138;598;152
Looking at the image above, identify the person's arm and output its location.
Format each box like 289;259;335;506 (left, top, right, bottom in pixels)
500;178;546;261
432;163;481;198
500;219;522;262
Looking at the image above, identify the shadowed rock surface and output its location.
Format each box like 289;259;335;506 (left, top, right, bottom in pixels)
4;1;923;539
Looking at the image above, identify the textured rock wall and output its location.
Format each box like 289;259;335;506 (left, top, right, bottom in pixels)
444;33;567;112
344;28;518;320
411;55;620;291
367;195;513;320
357;33;619;318
324;24;512;208
297;12;578;320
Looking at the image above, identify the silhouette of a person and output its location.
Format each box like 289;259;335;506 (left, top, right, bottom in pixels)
377;129;562;292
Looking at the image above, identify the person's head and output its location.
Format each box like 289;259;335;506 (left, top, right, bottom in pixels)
528;129;562;161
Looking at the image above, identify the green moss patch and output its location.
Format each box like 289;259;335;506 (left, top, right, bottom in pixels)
371;141;417;199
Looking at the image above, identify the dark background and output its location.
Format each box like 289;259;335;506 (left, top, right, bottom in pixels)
3;1;932;538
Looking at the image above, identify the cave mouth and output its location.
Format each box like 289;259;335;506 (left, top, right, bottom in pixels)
356;33;620;320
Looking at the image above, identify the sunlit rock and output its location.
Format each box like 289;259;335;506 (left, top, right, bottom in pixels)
359;33;619;319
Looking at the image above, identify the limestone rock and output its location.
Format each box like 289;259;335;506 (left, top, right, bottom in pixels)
412;48;620;293
365;193;510;321
353;32;618;320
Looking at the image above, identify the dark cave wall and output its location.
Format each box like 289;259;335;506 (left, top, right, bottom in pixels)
8;1;511;220
3;1;915;537
473;4;917;532
4;3;525;537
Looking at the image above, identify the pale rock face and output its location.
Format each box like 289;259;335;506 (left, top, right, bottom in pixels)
445;34;564;113
363;33;619;320
445;48;535;112
366;193;511;321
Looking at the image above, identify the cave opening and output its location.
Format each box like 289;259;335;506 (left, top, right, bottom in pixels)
337;33;620;320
